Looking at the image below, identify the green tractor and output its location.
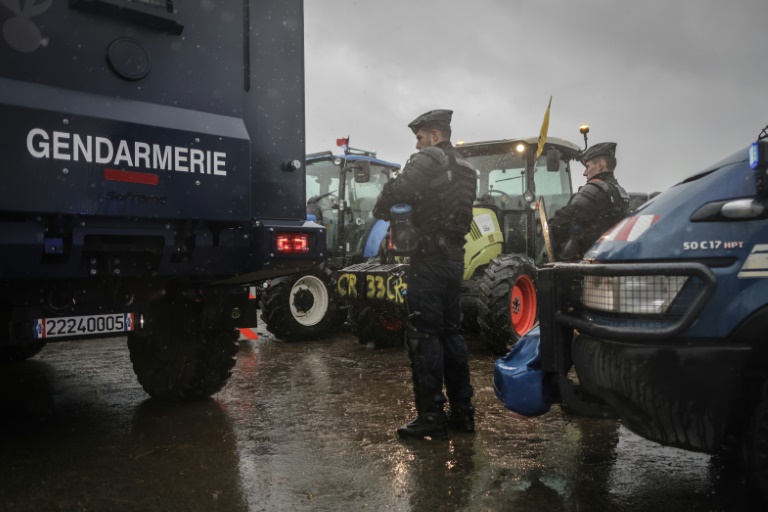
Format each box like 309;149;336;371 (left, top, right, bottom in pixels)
336;136;582;352
259;149;401;342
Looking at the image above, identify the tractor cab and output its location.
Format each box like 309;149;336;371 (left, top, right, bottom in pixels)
457;137;581;267
305;150;400;269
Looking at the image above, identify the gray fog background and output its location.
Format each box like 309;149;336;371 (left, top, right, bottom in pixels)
305;0;768;194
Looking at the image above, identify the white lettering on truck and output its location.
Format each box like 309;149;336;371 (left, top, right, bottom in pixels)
26;128;228;177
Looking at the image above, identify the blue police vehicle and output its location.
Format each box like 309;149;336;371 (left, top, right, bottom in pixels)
537;125;768;499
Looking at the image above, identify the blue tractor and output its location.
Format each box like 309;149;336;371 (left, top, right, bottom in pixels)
537;125;768;499
259;149;400;341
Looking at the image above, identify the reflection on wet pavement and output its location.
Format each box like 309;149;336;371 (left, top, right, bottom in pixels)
0;331;758;511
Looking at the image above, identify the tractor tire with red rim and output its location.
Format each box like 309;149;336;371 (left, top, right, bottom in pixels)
349;304;406;348
476;254;538;354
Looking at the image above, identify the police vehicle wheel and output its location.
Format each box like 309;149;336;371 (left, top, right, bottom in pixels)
744;396;768;502
128;305;238;401
350;305;405;348
0;342;46;363
477;254;538;354
259;266;346;342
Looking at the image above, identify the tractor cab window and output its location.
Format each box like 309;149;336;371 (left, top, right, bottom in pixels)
346;163;391;221
346;163;396;254
534;155;572;213
305;159;341;233
465;153;528;210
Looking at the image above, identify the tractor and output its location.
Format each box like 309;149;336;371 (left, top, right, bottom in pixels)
259;149;400;341
336;136;583;351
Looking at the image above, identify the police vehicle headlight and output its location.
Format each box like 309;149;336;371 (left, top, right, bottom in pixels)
581;275;688;314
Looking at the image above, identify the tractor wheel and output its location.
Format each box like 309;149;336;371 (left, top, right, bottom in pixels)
0;342;46;363
128;300;238;401
476;254;538;354
349;305;406;348
460;273;483;332
744;395;768;502
259;266;346;342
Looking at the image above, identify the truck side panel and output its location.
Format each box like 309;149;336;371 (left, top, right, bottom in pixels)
0;0;306;222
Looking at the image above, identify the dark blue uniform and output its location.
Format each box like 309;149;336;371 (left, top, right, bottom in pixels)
374;138;477;436
550;172;629;260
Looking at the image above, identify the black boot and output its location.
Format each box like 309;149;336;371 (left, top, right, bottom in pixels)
397;412;449;440
448;404;475;432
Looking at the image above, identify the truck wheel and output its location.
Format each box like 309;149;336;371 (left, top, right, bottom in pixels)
128;322;238;401
744;396;768;502
259;266;346;342
477;254;538;354
0;342;46;363
350;305;406;348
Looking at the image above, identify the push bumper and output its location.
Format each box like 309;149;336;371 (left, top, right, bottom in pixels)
537;262;751;452
572;333;749;452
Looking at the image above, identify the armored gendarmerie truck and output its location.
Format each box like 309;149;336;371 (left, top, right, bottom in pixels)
0;0;324;399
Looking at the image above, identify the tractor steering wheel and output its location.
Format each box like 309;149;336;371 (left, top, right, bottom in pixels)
484;189;512;208
538;197;555;263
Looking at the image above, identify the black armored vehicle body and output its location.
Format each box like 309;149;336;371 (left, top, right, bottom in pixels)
0;0;323;399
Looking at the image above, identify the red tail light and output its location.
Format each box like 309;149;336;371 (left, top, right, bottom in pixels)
275;233;310;254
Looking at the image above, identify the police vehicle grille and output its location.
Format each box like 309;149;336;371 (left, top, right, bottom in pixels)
562;273;708;329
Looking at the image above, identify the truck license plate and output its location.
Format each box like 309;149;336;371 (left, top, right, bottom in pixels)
33;313;135;339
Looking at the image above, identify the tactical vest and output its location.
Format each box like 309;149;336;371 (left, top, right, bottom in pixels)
590;178;630;218
580;177;630;251
412;151;477;255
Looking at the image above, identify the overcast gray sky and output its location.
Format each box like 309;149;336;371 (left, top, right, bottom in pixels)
304;0;768;194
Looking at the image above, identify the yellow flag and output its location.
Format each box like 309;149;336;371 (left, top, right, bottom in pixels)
535;96;552;160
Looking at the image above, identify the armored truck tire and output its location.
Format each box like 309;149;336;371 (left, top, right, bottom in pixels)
350;304;406;348
127;300;238;401
259;266;346;342
477;254;538;354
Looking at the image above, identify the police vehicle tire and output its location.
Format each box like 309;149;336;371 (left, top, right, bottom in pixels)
743;395;768;502
350;305;406;348
477;254;538;354
0;342;46;363
128;304;238;401
259;266;346;342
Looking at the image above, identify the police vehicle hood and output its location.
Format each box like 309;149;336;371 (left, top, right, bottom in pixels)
584;147;754;262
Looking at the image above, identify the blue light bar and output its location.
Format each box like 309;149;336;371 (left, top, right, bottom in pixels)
749;141;761;170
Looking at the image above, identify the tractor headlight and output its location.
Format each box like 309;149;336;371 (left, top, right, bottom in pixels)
581;275;688;314
523;190;535;203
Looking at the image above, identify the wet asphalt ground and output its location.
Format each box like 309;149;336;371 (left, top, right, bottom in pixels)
0;325;762;512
